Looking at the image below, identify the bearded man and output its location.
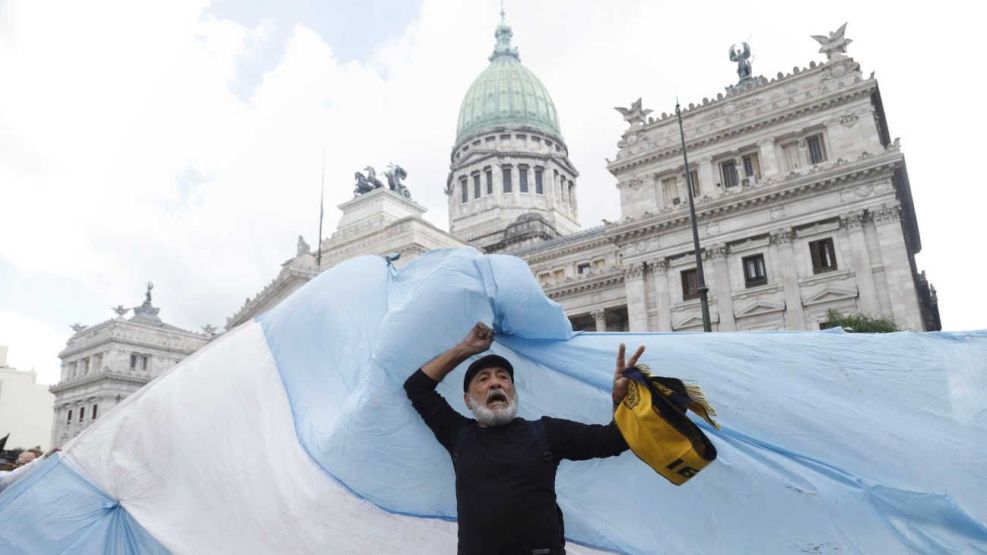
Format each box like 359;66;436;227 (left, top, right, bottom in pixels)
404;322;645;555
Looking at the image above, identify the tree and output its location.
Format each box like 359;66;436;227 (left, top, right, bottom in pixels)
825;309;897;333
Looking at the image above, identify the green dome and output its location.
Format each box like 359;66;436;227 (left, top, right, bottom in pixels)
455;22;561;145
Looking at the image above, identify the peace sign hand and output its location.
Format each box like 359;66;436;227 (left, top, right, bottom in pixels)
613;343;645;406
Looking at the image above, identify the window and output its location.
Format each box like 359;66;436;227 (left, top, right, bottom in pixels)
809;238;838;274
472;140;481;146
535;167;544;194
92;353;102;371
681;269;700;300
485;169;493;195
662;177;680;205
92;404;98;420
577;262;591;275
720;160;739;188
141;355;150;371
515;134;527;140
67;409;72;424
553;269;565;282
502;167;513;192
742;152;761;181
499;134;511;141
519;165;529;192
568;182;575;205
806;134;827;164
473;173;481;199
485;136;495;143
782;142;801;170
742;254;767;287
80;406;85;420
130;353;138;370
688;170;700;198
460;177;468;203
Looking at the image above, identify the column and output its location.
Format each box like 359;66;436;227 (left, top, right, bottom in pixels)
705;245;736;331
624;263;649;331
839;211;879;315
770;229;806;329
697;158;715;197
758;138;779;177
592;309;607;332
652;259;672;331
872;204;923;329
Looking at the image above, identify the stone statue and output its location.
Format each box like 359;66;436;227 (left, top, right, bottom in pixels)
202;324;217;336
384;164;412;198
112;305;128;317
614;98;652;127
812;23;852;61
729;42;752;81
297;235;310;256
144;282;154;305
70;323;87;333
353;171;375;196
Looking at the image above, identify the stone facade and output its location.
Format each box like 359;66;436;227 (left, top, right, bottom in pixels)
514;43;938;332
49;289;210;447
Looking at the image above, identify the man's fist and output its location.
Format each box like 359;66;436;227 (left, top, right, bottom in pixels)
460;322;495;355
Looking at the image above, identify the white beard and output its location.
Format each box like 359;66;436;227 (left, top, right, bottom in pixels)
466;390;518;427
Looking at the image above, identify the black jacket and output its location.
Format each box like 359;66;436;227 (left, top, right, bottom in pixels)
404;369;627;554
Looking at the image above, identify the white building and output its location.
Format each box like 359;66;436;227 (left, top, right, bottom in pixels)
0;346;55;451
234;19;938;334
48;286;210;447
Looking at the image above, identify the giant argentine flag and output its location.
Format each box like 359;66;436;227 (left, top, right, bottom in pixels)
1;248;986;554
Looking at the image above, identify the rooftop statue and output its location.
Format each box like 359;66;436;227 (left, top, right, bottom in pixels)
354;165;412;199
353;166;385;196
297;235;310;256
384;164;412;199
729;42;753;82
614;98;652;127
812;22;853;61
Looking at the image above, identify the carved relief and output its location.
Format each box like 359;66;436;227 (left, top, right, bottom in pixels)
840;112;859;127
704;244;729;261
872;204;902;225
839;212;866;232
769;229;795;246
769;206;786;220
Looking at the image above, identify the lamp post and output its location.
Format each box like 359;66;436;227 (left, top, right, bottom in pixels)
675;100;712;332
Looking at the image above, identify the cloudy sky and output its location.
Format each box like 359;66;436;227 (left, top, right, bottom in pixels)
1;0;982;384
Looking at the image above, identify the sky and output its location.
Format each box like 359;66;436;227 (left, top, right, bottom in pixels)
0;0;983;385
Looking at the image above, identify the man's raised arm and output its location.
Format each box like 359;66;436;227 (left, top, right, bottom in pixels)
421;322;494;382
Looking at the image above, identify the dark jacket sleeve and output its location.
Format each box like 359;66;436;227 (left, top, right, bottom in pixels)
404;369;470;454
542;416;628;461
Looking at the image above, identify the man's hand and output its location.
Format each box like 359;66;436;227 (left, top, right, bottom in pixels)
612;343;645;406
459;322;494;356
421;322;494;382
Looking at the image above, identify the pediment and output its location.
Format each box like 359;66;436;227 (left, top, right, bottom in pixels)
673;311;719;330
735;298;786;318
802;285;858;307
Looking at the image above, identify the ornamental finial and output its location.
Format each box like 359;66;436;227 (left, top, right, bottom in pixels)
811;22;852;61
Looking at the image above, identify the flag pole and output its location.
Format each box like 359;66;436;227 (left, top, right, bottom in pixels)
675;99;712;332
317;149;326;270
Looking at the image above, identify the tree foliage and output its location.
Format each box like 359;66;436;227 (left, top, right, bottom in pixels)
825;309;898;333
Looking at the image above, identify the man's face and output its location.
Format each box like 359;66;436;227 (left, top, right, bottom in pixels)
464;366;518;427
15;451;36;466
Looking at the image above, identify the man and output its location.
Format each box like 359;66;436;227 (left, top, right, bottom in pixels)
404;322;645;554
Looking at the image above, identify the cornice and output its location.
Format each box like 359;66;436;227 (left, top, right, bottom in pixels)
450;150;579;176
608;151;901;245
50;372;150;394
543;269;625;299
608;79;876;176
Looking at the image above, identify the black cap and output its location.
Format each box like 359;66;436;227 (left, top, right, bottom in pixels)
463;354;514;392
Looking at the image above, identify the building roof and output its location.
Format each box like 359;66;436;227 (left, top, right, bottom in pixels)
455;19;561;145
